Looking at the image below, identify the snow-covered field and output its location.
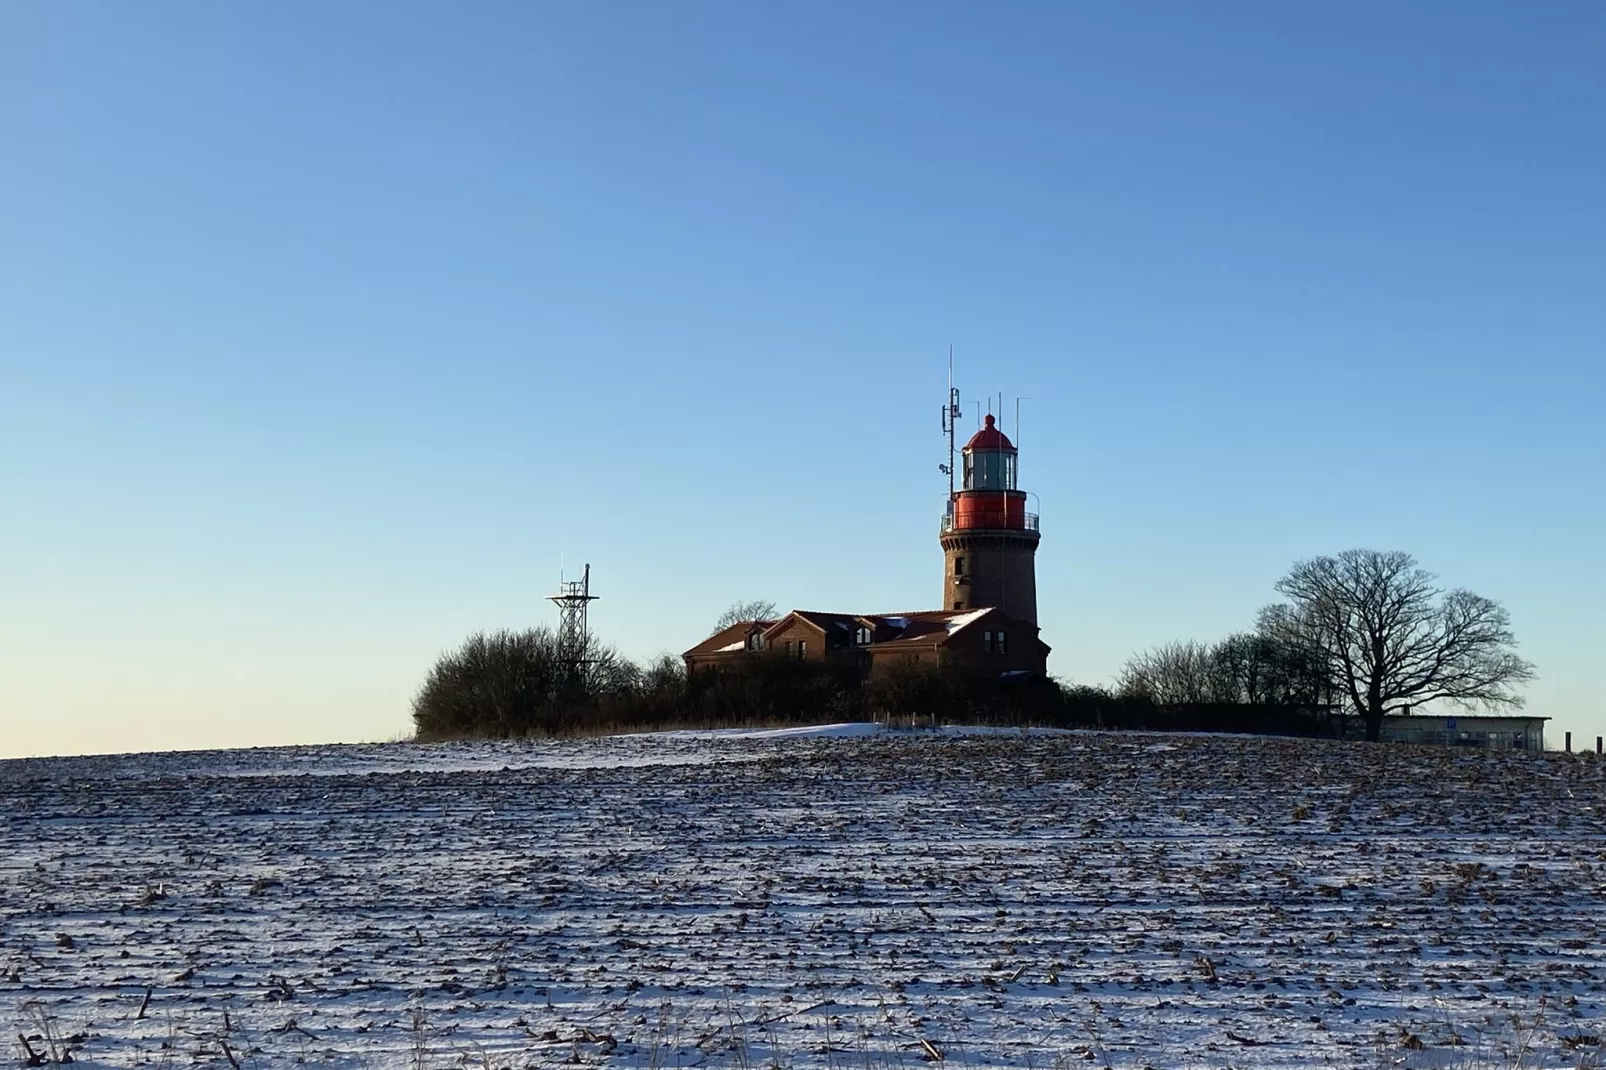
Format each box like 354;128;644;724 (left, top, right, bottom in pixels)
3;728;1604;1069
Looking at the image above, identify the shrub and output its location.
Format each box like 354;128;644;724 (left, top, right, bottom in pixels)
412;632;1337;741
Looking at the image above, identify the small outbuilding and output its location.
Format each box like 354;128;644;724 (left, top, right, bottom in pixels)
1380;714;1548;750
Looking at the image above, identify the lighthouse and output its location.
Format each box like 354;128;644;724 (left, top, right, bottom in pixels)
940;413;1041;628
684;371;1049;679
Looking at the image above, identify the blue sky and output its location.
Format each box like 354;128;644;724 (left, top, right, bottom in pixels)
3;2;1602;757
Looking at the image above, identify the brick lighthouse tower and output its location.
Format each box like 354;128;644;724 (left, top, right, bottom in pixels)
939;409;1041;628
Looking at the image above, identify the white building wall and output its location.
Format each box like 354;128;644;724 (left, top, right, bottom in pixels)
1380;716;1546;750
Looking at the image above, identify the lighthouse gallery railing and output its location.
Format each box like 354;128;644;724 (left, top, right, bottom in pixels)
940;510;1040;534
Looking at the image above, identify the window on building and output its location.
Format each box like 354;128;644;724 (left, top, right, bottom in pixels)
794;641;807;660
954;601;964;610
955;556;966;577
997;630;1008;655
855;626;872;646
983;630;994;653
747;631;763;652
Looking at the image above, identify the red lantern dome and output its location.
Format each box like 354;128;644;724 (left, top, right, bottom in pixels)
945;412;1028;531
964;413;1014;452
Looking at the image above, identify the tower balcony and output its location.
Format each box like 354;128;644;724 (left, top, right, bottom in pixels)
941;509;1039;535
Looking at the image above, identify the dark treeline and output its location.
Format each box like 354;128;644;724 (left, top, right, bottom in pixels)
1116;634;1350;736
411;549;1534;743
410;627;1333;741
1119;549;1535;741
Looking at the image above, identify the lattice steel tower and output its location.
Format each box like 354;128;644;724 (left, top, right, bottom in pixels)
548;563;597;684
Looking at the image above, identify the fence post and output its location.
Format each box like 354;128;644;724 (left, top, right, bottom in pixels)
1597;736;1602;755
1565;731;1572;753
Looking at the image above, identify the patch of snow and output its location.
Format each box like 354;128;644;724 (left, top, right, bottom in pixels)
725;721;885;740
630;722;1080;742
639;722;888;741
935;724;1081;737
3;731;1599;1069
714;640;744;652
944;606;993;633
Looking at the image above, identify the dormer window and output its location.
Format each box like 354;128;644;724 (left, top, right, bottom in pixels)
855;625;872;646
746;631;764;652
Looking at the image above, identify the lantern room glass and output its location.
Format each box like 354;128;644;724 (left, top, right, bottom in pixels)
964;450;1017;491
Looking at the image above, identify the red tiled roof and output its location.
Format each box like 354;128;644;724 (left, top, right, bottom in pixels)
769;607;1001;647
682;619;777;657
684;607;1041;659
766;610;861;637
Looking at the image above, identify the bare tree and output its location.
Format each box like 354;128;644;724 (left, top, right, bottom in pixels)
1209;633;1284;706
1117;640;1214;705
1263;549;1535;742
711;600;778;636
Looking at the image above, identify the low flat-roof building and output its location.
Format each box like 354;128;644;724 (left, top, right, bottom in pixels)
1380;714;1548;750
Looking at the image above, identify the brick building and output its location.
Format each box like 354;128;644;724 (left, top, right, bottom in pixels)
684;606;1049;676
684;407;1050;678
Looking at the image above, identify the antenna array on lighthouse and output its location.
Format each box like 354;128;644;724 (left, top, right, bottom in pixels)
939;346;963;506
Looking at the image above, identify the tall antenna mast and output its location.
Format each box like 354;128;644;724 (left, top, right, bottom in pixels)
548;562;598;694
939;346;962;506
